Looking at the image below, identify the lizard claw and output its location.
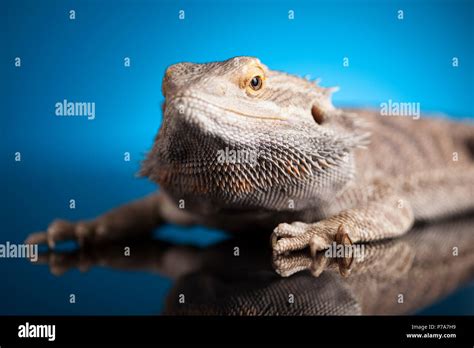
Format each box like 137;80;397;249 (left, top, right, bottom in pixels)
335;224;354;277
309;235;330;258
310;252;332;277
24;219;98;249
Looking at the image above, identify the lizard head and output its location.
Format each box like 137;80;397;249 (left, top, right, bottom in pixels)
142;57;369;211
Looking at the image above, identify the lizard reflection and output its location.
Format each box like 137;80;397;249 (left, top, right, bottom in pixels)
33;215;474;315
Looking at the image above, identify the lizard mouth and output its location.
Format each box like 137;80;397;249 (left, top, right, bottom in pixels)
167;95;288;121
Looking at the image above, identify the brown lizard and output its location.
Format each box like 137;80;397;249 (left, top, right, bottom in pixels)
25;56;474;272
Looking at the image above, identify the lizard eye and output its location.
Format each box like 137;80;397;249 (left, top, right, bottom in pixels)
240;65;266;95
249;76;263;91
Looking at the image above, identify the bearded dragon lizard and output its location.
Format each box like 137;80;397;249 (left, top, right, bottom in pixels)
25;57;474;272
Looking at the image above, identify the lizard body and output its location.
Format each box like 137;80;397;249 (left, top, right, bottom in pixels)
26;57;474;273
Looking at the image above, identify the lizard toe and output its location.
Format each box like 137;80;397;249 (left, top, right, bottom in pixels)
271;223;312;255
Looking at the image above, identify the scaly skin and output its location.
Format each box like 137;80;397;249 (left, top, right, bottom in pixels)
26;57;474;274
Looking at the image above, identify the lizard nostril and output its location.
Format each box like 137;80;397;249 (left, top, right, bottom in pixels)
311;105;325;125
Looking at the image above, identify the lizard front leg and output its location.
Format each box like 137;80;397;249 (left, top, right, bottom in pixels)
25;191;196;248
271;188;415;256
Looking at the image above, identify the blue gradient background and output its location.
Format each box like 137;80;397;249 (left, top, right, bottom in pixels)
1;0;473;314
